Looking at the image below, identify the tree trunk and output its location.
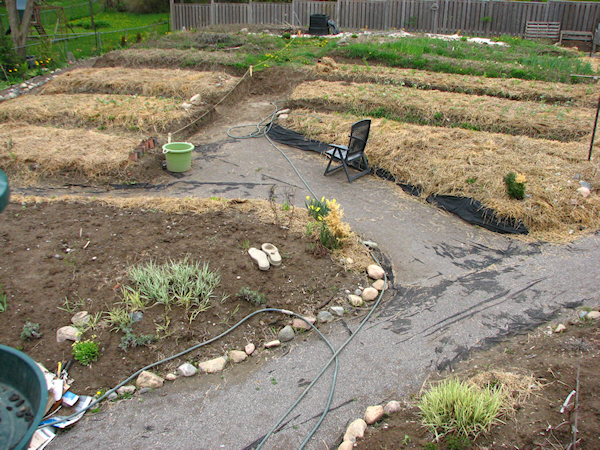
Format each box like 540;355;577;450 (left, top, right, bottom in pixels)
6;0;36;59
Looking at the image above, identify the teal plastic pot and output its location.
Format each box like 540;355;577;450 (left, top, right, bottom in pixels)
0;345;48;450
162;142;194;173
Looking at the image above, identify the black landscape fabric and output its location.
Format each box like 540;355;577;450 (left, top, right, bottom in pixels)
268;123;529;235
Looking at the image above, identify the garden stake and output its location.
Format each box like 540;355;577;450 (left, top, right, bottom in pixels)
588;93;600;161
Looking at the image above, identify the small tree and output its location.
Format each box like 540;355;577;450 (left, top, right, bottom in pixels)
6;0;36;59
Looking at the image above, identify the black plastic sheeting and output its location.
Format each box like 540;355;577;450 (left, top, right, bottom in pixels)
267;124;529;235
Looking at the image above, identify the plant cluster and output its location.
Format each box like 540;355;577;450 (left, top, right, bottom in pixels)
236;287;266;306
504;171;526;200
305;196;350;251
21;322;42;340
0;284;6;313
118;329;156;350
72;339;100;366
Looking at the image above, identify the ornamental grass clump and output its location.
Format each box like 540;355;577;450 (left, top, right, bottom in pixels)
418;377;504;440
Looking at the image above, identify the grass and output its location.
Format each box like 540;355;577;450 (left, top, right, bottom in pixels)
104;306;133;332
419;377;504;439
335;35;594;83
236;287;266;306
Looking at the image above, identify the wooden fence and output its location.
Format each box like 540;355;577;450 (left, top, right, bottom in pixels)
170;0;600;37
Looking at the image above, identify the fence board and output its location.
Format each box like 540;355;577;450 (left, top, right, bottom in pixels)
172;0;600;37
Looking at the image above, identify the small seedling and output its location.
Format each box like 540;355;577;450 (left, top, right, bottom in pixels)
119;330;156;351
0;285;6;313
72;339;100;366
504;172;526;200
240;239;250;250
270;377;277;385
21;322;42;340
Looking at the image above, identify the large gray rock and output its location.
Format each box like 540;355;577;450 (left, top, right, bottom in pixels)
136;371;164;389
178;362;198;377
362;287;379;301
330;306;345;316
56;326;79;343
367;264;385;280
348;294;364;307
364;405;384;424
317;311;335;323
71;311;91;326
229;350;247;363
116;385;136;396
278;325;295;342
198;357;227;373
344;419;367;443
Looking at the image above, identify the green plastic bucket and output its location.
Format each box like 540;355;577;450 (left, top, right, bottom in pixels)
0;345;48;450
163;142;194;173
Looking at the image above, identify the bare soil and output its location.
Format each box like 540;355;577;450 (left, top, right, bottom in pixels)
357;317;600;449
0;199;366;395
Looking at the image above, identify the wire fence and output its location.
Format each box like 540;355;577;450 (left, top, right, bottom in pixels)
16;21;170;61
1;0;103;31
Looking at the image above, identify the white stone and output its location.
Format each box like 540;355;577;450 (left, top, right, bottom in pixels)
577;187;591;198
278;325;295;342
264;340;281;348
7;92;18;99
198;356;227;373
245;343;255;355
181;102;193;111
56;326;79;343
348;294;364;307
189;93;203;105
240;27;249;33
384;400;401;415
367;264;385;280
178;362;198;377
71;311;90;326
229;350;247;363
136;371;164;389
372;279;386;291
344;419;367;443
278;113;289;119
20;83;27;88
317;311;335;323
116;385;136;396
364;405;385;424
330;306;344;316
338;441;354;450
345;257;354;265
165;373;178;381
587;310;600;320
554;324;566;333
362;287;379;301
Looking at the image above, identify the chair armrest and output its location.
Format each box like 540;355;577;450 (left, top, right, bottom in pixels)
328;144;348;150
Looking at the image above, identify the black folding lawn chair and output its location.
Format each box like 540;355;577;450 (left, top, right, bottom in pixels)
323;119;371;183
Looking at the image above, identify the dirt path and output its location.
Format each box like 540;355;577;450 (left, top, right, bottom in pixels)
36;93;600;450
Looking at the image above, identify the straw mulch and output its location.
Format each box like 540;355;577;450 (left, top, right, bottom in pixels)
11;195;372;270
282;110;600;242
288;80;595;142
468;371;540;411
42;68;240;101
0;122;136;181
306;63;599;108
0;94;192;133
94;48;238;70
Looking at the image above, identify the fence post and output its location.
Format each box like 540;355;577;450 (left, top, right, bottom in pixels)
210;0;215;26
486;0;494;37
248;0;253;25
384;0;391;30
336;0;341;25
292;0;299;27
169;0;175;32
97;31;102;54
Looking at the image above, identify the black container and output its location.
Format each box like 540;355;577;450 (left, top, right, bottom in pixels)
309;14;330;35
